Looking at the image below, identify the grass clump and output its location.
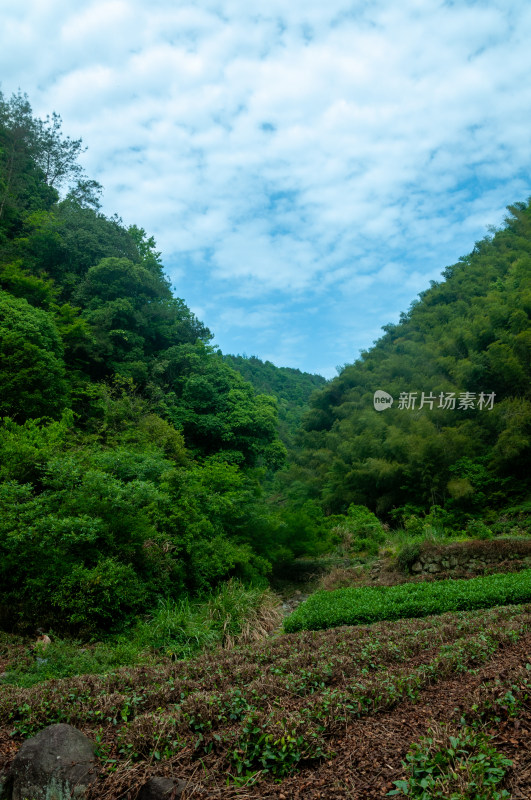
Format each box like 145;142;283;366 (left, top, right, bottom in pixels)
284;569;531;632
0;637;149;688
133;580;282;658
1;580;282;687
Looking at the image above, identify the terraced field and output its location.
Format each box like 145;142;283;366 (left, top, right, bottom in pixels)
2;603;531;798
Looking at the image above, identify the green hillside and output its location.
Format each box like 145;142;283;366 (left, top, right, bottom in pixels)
288;205;531;523
1;87;530;639
223;354;326;445
0;90;289;634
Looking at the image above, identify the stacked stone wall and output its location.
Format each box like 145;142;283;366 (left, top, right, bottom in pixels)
410;538;531;577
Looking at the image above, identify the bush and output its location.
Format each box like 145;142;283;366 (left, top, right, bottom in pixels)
51;558;148;632
466;519;494;540
402;505;456;540
331;505;386;558
397;541;422;573
390;723;512;799
132;580;282;659
284;569;531;632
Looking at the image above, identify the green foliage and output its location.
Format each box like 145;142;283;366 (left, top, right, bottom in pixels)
1;637;148;688
2;86;529;644
288;206;531;517
223;353;326;446
0;90;294;634
1;581;280;686
0;290;68;419
275;499;331;559
230;712;325;777
133;580;281;659
284;570;531;632
397;541;422;573
329;504;386;558
0;259;56;307
467;519;494;540
52;558;148;631
131;597;218;660
346;504;386;539
389;724;512;799
0;413;281;632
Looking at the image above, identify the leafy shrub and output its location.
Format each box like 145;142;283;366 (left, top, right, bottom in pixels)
346;504;386;540
397;541;422;573
284;569;531;632
331;504;386;558
51;558;148;632
403;505;455;540
230;711;325;777
0;290;68;420
389;723;512;798
467;519;494;540
491;504;531;537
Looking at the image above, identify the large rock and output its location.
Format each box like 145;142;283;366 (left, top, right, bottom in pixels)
137;777;188;799
2;723;97;800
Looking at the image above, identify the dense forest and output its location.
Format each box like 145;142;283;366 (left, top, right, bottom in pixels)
0;91;317;635
1;89;530;639
286;208;531;524
222;355;326;446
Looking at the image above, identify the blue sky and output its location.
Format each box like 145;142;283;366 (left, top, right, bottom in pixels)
2;0;531;377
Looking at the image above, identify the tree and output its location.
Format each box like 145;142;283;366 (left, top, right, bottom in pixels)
0;290;68;419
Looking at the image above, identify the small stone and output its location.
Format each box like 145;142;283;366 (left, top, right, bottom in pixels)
35;633;51;650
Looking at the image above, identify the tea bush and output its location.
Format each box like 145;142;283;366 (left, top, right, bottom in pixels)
284;570;531;632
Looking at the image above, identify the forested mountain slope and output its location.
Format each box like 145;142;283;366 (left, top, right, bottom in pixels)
223;354;326;445
290;203;531;519
0;91;287;634
2;88;530;636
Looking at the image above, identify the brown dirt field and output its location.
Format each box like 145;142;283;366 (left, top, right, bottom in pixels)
239;635;531;800
1;610;531;799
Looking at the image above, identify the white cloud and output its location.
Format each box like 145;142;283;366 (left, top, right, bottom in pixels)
1;0;531;373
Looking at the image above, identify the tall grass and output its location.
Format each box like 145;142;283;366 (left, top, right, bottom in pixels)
1;580;282;687
133;579;282;657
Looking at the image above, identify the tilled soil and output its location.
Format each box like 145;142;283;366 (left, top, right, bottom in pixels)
238;636;531;800
2;612;531;800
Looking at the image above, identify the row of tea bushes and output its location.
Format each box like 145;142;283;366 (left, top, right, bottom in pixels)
284;569;531;632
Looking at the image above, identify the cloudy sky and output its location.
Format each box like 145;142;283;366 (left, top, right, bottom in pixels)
2;0;531;377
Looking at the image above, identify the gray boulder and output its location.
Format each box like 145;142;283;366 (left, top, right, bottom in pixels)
137;777;188;799
1;723;97;800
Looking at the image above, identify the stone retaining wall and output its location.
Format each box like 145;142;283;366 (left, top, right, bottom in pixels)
410;538;531;577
